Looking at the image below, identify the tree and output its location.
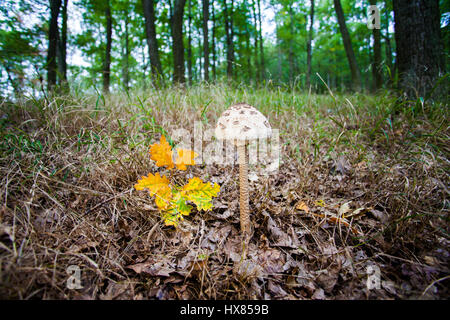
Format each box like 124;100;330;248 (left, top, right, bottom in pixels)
0;1;40;98
223;0;234;79
251;0;259;82
47;0;62;91
393;0;445;98
369;0;382;91
202;0;210;82
256;0;265;81
142;0;163;85
171;0;187;84
57;0;68;87
102;0;112;94
333;0;361;91
306;0;314;89
187;0;193;85
211;2;216;80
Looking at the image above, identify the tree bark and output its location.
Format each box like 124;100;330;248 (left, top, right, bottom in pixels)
123;5;130;91
223;0;234;79
288;5;295;84
211;2;216;80
369;0;382;91
251;0;259;83
57;0;68;86
171;0;187;84
202;0;210;82
306;0;315;89
257;0;264;81
276;19;282;82
245;24;251;83
187;0;193;85
47;0;62;92
393;0;445;98
382;4;394;87
333;0;361;91
102;0;112;94
142;0;163;85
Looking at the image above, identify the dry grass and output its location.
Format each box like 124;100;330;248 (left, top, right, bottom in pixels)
0;83;448;299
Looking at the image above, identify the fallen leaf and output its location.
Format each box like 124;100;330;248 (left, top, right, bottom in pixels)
268;280;288;298
344;207;368;219
296;201;309;213
257;248;285;275
338;202;351;217
174;148;198;170
369;208;388;223
149;135;174;169
181;177;220;211
127;260;175;277
315;199;326;207
312;288;326;300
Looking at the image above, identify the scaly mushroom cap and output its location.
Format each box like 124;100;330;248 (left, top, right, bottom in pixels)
215;103;272;145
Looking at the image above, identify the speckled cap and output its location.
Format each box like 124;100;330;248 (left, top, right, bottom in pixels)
215;103;272;145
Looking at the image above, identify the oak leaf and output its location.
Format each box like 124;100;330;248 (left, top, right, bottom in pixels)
149;135;174;169
174;149;198;170
182;177;220;211
134;172;171;196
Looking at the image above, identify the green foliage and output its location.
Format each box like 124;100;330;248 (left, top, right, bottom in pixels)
0;0;446;95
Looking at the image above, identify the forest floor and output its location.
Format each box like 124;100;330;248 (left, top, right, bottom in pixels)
0;84;448;300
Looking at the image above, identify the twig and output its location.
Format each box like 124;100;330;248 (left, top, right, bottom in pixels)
420;275;450;297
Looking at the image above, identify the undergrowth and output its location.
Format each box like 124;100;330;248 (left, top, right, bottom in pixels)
0;83;448;299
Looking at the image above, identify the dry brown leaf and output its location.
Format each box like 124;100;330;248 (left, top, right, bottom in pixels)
338;202;351;217
127;260;175;277
295;201;309;213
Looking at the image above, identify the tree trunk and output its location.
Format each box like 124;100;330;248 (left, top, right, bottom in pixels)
245;24;251;83
306;0;315;89
393;0;445;98
57;0;68;86
333;0;361;91
288;6;295;84
276;21;282;82
171;0;187;84
369;0;382;91
123;6;130;91
187;0;193;85
103;0;112;94
47;0;62;92
2;62;21;98
142;0;163;85
251;0;259;83
383;5;394;87
202;0;210;82
257;0;264;81
211;2;216;80
223;0;234;79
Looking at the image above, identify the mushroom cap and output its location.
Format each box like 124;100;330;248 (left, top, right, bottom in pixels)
215;103;272;145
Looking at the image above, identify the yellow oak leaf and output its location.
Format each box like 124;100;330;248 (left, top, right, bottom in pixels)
149;135;174;169
181;177;220;211
154;186;173;210
174;148;199;170
160;192;193;226
134;172;171;197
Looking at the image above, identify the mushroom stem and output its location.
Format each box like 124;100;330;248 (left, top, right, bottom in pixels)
237;142;251;237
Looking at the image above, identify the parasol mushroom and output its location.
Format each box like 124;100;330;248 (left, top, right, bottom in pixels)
215;103;272;239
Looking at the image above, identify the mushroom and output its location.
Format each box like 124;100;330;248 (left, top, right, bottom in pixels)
215;103;272;239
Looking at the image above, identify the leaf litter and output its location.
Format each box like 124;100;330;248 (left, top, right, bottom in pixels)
0;90;449;300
